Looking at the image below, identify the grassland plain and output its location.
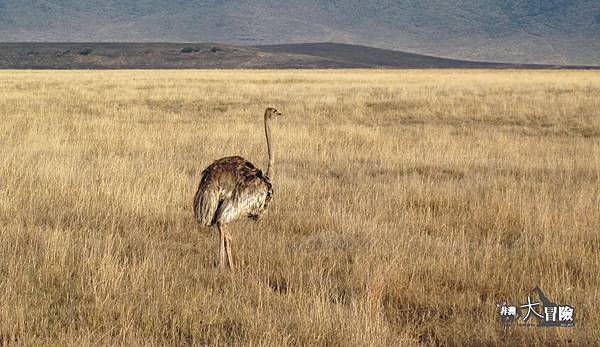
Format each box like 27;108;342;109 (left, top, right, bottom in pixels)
0;69;599;346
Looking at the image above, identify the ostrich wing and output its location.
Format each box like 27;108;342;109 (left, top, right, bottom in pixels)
215;176;272;224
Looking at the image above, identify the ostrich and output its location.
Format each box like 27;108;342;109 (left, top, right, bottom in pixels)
193;107;282;269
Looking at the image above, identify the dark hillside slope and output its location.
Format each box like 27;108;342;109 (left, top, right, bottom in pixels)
0;42;596;69
0;43;360;69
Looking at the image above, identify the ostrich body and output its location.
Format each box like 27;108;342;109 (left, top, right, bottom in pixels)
193;107;281;269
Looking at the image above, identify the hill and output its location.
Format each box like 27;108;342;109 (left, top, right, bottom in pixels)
2;42;595;69
0;1;598;65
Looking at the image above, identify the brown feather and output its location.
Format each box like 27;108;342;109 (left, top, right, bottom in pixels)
193;156;272;226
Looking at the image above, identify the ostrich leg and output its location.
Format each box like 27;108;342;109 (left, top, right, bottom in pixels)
224;230;234;269
218;222;226;269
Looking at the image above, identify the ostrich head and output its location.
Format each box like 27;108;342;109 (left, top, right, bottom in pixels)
265;107;282;119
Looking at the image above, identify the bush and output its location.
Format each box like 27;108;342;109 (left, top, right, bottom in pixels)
79;47;93;56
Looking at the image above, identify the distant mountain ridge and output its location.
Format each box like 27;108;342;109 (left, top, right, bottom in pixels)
0;1;598;65
1;42;597;69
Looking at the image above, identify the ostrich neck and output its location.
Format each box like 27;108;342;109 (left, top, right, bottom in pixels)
264;115;274;178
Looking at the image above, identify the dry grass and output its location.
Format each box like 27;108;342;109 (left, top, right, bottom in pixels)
0;69;599;346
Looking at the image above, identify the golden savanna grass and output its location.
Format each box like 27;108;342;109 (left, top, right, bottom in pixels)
0;69;599;346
